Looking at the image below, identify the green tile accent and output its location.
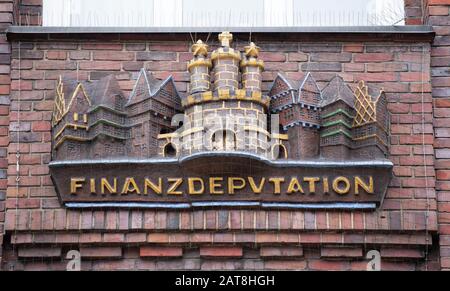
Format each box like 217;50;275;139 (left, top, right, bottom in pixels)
322;119;352;129
320;129;352;139
321;108;355;119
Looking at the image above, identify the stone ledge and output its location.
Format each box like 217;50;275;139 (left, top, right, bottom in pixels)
6;26;435;42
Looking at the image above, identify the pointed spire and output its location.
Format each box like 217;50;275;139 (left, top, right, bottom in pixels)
320;75;354;108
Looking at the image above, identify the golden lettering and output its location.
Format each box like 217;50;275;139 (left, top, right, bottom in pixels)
69;175;372;197
269;178;285;194
323;177;329;194
248;177;265;194
70;178;85;194
332;176;351;195
168;178;183;195
287;177;304;194
144;178;162;195
121;177;141;194
228;177;246;194
90;178;96;194
209;177;224;195
304;177;320;193
188;178;205;195
101;178;117;194
355;176;374;195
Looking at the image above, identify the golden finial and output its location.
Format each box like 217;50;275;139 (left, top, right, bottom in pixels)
244;42;260;58
218;31;233;47
192;40;208;57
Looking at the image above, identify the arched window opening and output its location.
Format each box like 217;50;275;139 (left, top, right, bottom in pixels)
164;143;177;157
272;144;288;160
212;130;236;151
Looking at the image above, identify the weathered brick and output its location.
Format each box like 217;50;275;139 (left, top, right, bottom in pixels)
301;62;341;72
260;247;303;257
123;61;144;71
259;52;286;62
354;72;397;82
367;63;408;72
428;0;450;5
343;43;364;52
103;233;124;243
146;62;186;71
79;61;121;71
140;246;182;257
200;247;242;258
35;61;76;70
147;233;169;243
126;233;147;243
343;63;364;72
81;43;123;50
31;121;50;131
308;260;349;271
265;260;307;270
149;43;188;52
80;247;122;259
354;53;393;62
136;51;176;61
18;247;61;258
125;43;146;51
320;247;363;258
310;53;351;62
69;51;90;60
93;51;135;61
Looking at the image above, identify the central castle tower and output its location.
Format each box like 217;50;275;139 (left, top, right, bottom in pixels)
158;32;287;158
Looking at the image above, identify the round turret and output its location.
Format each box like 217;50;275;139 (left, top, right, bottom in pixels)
187;40;212;94
241;42;264;92
211;31;241;92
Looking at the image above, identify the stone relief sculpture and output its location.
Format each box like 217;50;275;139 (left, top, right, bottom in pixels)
51;32;389;162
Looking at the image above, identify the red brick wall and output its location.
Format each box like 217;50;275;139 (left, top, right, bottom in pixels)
0;37;439;270
405;0;426;24
0;0;13;266
424;0;450;271
0;0;444;271
13;0;42;26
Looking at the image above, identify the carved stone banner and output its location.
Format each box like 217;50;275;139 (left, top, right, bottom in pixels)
50;32;393;210
50;153;392;209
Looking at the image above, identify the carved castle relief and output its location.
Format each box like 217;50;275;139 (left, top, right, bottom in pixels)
51;32;390;162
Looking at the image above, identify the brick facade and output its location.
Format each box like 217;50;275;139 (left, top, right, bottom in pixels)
0;37;439;271
13;0;42;26
425;0;450;271
0;0;448;271
405;0;426;24
0;0;13;266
